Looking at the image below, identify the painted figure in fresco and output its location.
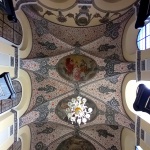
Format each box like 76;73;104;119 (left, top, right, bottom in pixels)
72;62;81;81
58;54;97;82
66;59;88;81
80;59;87;79
56;136;96;150
65;58;74;75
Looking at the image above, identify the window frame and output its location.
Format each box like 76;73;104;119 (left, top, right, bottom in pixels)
137;21;150;50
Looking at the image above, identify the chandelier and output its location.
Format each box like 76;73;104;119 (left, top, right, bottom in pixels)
66;96;93;126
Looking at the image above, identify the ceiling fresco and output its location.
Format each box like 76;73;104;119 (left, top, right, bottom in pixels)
57;54;97;82
27;122;124;150
56;136;96;150
14;0;137;27
15;0;137;149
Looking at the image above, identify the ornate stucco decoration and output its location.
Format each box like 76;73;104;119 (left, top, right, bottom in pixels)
20;0;137;27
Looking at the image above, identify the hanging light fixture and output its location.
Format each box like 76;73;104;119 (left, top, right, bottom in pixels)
66;96;93;126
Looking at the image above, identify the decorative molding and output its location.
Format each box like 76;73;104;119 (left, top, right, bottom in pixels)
11;46;19;80
141;129;144;141
97;129;114;138
11;109;18;142
10;125;13;136
137;50;141;81
38;41;57;50
38;85;56;93
37;127;55;134
136;116;141;145
10;56;14;67
104;22;120;40
107;145;118;150
97;44;116;52
99;86;116;94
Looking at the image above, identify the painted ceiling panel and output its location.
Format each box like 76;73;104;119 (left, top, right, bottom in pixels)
20;91;75;127
80;74;128;115
21;5;107;46
72;92;133;129
21;15;74;59
16;0;136;149
15;0;136;27
28;122;74;150
22;71;73;114
48;134;73;150
81;125;123;150
81;8;134;61
71;134;105;150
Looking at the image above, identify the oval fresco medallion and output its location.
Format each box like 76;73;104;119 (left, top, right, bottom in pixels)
57;54;97;82
56;136;96;150
55;95;98;125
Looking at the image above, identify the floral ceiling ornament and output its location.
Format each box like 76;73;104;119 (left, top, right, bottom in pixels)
41;4;121;26
66;96;93;126
74;5;92;26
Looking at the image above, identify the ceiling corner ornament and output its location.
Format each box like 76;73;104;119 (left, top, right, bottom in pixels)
66;96;93;125
57;54;97;82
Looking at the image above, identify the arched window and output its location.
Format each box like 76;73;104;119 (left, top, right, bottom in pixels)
0;9;22;45
0;80;22;114
137;22;150;50
126;80;150;124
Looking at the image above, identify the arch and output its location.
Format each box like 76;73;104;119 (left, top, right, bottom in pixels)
121;127;150;150
122;14;138;61
94;0;136;12
122;71;150;123
15;9;32;58
38;0;76;10
137;22;150;50
122;14;150;61
56;136;96;150
14;69;31;118
0;10;22;45
121;128;135;150
0;80;22;114
18;125;31;150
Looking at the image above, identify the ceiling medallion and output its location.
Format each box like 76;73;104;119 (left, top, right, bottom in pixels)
57;54;97;82
66;96;93;126
55;95;97;125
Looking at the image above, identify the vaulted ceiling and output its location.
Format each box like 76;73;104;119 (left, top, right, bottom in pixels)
14;0;138;149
